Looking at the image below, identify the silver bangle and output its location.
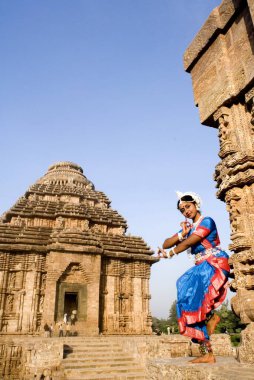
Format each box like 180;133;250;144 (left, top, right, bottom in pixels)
167;247;176;258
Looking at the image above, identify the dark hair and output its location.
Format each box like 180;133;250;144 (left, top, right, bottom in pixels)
177;195;196;209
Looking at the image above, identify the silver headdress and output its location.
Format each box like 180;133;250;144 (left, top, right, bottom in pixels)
176;191;202;211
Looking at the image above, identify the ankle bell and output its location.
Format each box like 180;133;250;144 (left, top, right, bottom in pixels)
199;340;213;355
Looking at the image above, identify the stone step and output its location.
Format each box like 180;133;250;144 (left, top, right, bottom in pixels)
64;373;146;380
64;347;130;354
69;341;123;344
61;336;132;341
65;352;134;359
63;355;133;364
61;338;134;344
65;344;122;349
63;361;142;369
64;349;123;353
64;349;124;357
64;365;145;376
63;341;122;346
65;340;121;343
64;350;131;359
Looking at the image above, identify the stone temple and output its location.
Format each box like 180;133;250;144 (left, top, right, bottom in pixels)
0;161;158;337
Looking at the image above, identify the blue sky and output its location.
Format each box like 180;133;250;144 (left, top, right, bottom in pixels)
1;0;231;318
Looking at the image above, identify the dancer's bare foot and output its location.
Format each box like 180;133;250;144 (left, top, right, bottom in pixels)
207;314;220;336
189;353;216;364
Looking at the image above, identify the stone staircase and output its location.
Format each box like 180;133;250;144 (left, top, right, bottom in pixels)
58;335;254;380
60;337;147;380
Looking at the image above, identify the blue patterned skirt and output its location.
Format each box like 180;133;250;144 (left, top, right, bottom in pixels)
176;250;230;341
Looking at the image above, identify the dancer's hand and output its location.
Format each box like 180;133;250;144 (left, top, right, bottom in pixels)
157;247;168;259
180;220;191;237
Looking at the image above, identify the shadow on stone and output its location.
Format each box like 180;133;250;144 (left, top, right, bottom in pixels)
63;344;73;359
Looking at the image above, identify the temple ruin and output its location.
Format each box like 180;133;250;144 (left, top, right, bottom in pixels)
0;161;158;337
184;0;254;363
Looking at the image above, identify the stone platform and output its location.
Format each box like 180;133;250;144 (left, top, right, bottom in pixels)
148;357;254;380
1;335;254;379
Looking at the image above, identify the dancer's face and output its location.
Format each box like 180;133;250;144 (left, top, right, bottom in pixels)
179;202;198;220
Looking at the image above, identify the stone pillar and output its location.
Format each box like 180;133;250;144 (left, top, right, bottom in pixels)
183;0;254;363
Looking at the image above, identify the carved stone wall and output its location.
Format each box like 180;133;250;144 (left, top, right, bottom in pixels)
0;162;158;339
100;258;152;334
184;0;254;363
0;252;46;335
0;338;63;379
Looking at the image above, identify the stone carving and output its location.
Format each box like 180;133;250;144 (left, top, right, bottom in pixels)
41;274;46;290
8;272;16;288
108;226;125;235
214;107;236;158
245;87;254;128
81;219;89;231
1;320;8;332
225;188;243;237
6;294;14;312
39;296;44;312
96;202;107;209
91;223;106;233
55;216;65;228
13;216;24;227
29;193;37;201
184;0;254;363
86;182;94;190
250;102;254;128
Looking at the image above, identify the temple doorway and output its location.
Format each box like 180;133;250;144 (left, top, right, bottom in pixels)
55;280;87;322
64;292;78;316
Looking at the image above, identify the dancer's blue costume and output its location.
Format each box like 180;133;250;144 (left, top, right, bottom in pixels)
176;216;230;341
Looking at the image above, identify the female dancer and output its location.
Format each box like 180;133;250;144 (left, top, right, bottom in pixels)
158;192;230;363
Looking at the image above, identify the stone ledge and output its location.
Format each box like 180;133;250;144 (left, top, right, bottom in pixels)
148;356;254;380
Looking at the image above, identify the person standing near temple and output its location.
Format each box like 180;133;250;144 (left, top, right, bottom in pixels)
63;313;68;324
58;322;64;337
43;322;50;338
65;322;71;337
49;323;54;337
158;192;230;363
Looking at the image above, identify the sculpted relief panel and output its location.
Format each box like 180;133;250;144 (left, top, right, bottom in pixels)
100;258;152;334
0;253;46;334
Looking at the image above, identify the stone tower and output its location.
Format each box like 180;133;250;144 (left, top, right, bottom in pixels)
0;162;158;336
183;0;254;362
